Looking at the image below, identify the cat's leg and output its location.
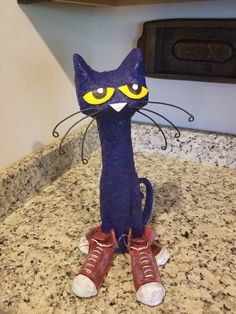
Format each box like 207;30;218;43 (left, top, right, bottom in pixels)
72;227;117;298
128;228;166;307
99;176;135;252
131;184;170;267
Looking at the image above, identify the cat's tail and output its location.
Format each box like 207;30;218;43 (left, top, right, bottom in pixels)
139;178;153;225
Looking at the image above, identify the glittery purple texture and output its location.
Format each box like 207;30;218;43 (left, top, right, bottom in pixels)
73;49;153;252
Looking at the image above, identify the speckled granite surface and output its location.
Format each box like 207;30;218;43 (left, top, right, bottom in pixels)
0;123;99;222
132;123;236;168
1;122;235;224
0;150;235;314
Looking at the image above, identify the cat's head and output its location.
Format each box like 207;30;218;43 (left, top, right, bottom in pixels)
73;48;148;118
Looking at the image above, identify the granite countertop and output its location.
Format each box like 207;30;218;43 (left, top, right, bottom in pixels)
0;149;235;314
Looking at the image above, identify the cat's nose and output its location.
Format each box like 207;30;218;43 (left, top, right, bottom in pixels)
110;103;127;112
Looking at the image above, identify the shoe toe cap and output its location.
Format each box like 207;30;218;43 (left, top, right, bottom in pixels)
72;274;97;298
136;282;165;306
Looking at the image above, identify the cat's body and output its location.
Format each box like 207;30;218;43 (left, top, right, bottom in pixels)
98;114;153;251
74;49;153;252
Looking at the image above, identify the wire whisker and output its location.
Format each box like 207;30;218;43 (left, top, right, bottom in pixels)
137;100;194;122
58;110;100;155
136;110;167;150
135;107;181;138
81;118;96;164
52;107;95;138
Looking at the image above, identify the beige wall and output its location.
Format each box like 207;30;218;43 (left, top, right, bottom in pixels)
0;1;92;169
1;0;236;169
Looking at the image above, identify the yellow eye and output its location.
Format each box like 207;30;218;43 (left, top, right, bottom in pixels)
83;87;115;105
118;84;148;99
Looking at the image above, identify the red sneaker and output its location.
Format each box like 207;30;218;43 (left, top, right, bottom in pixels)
79;225;170;267
128;227;165;306
73;226;117;298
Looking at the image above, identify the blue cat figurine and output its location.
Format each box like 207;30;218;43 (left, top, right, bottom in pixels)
53;48;193;306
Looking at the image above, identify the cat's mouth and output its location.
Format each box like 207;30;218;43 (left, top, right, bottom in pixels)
110;102;127;112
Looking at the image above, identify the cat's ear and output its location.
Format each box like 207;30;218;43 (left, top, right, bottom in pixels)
118;48;145;78
73;53;93;84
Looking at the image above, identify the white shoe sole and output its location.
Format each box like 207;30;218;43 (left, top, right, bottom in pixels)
79;235;89;254
155;247;170;266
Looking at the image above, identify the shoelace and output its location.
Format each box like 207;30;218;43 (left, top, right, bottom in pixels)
130;241;155;279
118;234;128;249
83;240;112;274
